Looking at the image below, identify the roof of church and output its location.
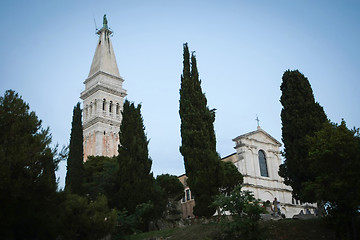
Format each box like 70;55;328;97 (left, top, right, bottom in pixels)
232;126;282;146
88;17;121;78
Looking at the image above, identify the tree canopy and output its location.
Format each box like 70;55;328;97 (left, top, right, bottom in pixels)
0;90;60;239
219;161;243;195
278;70;327;201
179;43;221;217
58;193;117;240
156;174;184;201
83;156;118;206
304;120;360;239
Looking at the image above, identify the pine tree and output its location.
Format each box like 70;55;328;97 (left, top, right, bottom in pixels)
279;70;327;201
179;43;221;217
0;90;59;239
65;102;84;195
117;100;154;214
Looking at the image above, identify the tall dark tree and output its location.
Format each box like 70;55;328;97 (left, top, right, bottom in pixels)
116;100;154;214
278;70;327;201
0;90;59;239
179;43;221;217
65;102;84;195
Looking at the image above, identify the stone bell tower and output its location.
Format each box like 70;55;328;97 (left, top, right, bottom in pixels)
80;15;127;161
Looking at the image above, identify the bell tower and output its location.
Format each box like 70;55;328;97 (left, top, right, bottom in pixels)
80;15;127;160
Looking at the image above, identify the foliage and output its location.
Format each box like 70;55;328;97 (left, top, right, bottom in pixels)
65;102;84;195
156;174;184;201
219;161;243;195
0;90;60;239
304;120;360;239
213;185;265;240
113;202;159;239
58;192;117;240
278;70;327;201
83;155;118;207
116;99;155;231
179;43;221;217
155;174;184;219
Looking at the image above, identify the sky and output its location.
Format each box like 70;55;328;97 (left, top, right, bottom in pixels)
0;0;359;189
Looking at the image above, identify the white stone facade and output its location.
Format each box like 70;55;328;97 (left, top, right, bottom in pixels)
224;126;316;218
80;26;127;161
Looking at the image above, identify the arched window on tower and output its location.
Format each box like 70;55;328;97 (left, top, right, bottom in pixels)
258;150;269;177
109;101;113;113
85;105;88;119
89;102;93;116
103;99;106;111
116;103;120;115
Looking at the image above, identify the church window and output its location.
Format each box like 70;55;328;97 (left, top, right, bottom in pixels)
103;99;106;111
186;189;191;201
109;101;113;112
258;150;269;177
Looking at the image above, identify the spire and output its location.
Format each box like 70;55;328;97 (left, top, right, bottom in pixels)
88;15;121;78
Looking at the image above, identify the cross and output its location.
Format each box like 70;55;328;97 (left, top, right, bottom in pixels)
255;115;260;127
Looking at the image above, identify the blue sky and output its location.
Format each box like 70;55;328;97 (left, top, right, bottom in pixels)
1;0;359;189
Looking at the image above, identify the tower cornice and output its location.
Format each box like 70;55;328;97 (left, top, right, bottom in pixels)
80;82;127;100
83;116;121;130
84;70;124;85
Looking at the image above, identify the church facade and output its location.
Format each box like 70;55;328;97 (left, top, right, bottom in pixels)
180;126;316;218
225;126;316;218
80;16;127;161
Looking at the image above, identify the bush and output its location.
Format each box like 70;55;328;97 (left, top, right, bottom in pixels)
213;185;265;240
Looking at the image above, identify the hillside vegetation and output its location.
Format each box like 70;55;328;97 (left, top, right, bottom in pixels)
127;219;338;240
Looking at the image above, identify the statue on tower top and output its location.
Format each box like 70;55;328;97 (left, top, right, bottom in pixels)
103;14;108;29
96;14;112;35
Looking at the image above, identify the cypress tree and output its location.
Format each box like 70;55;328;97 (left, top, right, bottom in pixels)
117;100;154;214
279;70;327;201
179;43;220;217
65;102;84;195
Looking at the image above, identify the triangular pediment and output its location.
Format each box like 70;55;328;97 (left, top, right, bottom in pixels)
232;127;281;147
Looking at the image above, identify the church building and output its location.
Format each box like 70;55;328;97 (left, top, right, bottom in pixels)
80;15;127;161
180;126;316;218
